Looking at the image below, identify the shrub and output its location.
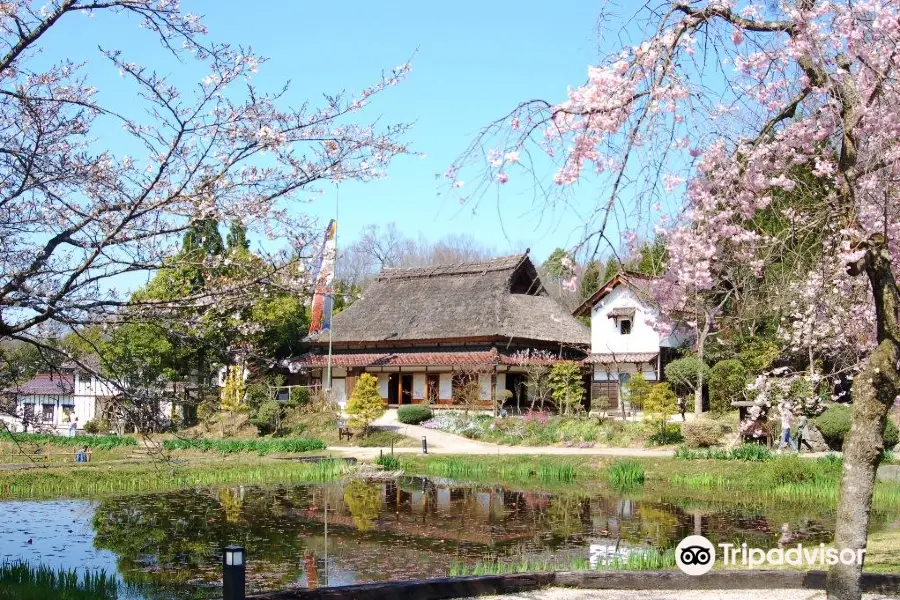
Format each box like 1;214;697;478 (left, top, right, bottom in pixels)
623;372;651;412
681;418;723;448
548;361;585;415
644;383;678;439
82;418;110;435
647;423;683;446
250;401;284;435
397;405;433;424
287;386;310;408
708;359;749;414
664;357;710;398
606;460;645;489
815;404;899;450
346;373;385;433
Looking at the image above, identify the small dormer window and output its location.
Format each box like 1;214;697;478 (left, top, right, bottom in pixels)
620;319;632;335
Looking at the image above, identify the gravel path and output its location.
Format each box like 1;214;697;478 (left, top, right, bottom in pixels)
460;589;897;600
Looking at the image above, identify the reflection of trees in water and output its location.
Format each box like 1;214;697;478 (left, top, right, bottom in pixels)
218;487;243;524
343;481;383;532
545;495;587;539
92;487;314;597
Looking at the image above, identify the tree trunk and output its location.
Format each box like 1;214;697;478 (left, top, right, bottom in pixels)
827;238;900;600
695;317;710;416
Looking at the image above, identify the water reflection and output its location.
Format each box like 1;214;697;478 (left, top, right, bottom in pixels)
0;477;880;599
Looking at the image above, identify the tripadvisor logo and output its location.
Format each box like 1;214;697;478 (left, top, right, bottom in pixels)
676;535;715;575
675;535;866;575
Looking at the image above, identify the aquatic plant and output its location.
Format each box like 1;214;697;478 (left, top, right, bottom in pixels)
605;460;645;489
674;444;773;462
405;456;578;483
375;454;401;470
0;431;136;451
0;459;350;499
162;437;325;455
0;560;118;600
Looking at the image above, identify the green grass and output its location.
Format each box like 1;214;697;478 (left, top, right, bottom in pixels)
0;561;118;600
0;459;351;499
401;455;581;484
605;460;645;489
1;431;137;450
162;437;325;455
674;444;773;461
448;548;675;576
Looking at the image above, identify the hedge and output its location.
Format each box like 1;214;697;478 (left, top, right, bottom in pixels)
814;404;899;451
397;405;433;424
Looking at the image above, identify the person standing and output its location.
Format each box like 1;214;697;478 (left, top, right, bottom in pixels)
69;416;77;438
778;402;797;453
794;414;814;453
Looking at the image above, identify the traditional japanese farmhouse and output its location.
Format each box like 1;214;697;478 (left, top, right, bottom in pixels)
572;271;688;411
289;252;590;407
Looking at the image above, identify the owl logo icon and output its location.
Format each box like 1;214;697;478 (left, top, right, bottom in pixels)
676;535;715;575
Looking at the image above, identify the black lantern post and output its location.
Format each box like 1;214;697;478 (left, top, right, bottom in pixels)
223;545;246;600
421;435;428;455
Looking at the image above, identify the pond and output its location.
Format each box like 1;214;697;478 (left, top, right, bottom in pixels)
1;477;897;598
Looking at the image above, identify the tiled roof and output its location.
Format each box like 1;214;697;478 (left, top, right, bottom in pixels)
584;352;659;365
289;349;567;369
8;373;74;395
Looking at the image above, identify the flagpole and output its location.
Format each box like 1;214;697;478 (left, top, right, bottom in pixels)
325;184;338;395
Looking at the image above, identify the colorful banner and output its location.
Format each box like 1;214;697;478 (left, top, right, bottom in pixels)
309;219;337;335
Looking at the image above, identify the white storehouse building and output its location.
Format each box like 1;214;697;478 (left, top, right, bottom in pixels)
573;271;689;412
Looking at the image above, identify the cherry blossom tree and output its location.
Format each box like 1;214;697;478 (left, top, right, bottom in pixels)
0;2;411;427
453;2;900;597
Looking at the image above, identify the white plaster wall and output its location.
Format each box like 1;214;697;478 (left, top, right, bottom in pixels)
496;373;506;392
439;373;452;400
331;378;346;406
592;363;658;382
412;374;426;399
377;374;389;399
591;286;663;355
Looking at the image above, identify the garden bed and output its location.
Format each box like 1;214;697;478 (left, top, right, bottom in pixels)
421;411;656;447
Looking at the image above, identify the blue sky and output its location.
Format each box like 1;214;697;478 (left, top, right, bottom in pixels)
41;1;632;264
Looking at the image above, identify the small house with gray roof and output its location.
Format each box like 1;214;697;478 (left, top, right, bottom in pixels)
289;252;590;408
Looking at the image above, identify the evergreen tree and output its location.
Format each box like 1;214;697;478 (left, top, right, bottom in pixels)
226;220;250;252
579;260;603;301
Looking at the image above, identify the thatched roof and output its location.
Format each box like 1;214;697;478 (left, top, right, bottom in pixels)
307;252;589;347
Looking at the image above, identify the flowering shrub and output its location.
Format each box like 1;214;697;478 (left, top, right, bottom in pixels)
523;411;549;426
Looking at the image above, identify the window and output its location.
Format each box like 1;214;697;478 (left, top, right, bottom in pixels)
42;404;55;422
23;404;34;422
620;319;632;335
62;405;75;422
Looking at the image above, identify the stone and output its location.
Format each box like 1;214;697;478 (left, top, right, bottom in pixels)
877;465;900;483
799;424;830;453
